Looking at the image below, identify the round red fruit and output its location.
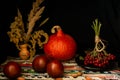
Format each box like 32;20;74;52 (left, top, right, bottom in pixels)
3;61;21;79
47;60;64;78
32;55;49;73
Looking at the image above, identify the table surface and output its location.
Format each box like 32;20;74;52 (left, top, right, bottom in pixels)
1;56;120;80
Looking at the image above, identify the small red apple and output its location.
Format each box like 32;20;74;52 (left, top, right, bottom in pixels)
32;55;49;73
3;61;21;79
47;60;64;78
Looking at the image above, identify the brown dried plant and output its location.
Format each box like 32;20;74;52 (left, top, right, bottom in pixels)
7;0;49;61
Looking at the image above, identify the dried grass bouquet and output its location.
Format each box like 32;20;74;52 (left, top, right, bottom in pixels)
7;0;49;61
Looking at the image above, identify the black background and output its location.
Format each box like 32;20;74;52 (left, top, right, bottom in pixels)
0;0;120;63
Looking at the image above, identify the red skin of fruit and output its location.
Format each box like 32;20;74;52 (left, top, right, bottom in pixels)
3;61;21;79
32;55;49;73
47;60;64;78
44;30;77;61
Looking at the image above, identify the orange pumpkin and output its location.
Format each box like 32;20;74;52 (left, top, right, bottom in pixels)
44;25;77;61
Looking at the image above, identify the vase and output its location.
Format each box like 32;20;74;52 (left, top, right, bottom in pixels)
19;44;30;60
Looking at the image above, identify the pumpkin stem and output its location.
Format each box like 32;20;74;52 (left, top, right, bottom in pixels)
51;25;62;33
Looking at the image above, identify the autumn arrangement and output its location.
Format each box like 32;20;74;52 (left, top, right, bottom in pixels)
7;0;49;61
3;0;117;79
76;19;116;70
84;19;116;68
5;0;78;78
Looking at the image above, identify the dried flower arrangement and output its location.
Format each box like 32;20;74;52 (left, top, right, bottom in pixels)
7;0;49;61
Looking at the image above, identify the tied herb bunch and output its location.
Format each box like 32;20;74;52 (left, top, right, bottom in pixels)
7;0;49;61
84;19;116;68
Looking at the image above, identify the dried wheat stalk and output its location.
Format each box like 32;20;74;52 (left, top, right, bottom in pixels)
7;0;49;61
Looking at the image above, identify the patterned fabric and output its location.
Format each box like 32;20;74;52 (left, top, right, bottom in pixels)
0;56;120;80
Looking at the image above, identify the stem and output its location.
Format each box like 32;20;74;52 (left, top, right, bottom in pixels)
51;25;62;33
91;19;101;36
92;19;106;53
